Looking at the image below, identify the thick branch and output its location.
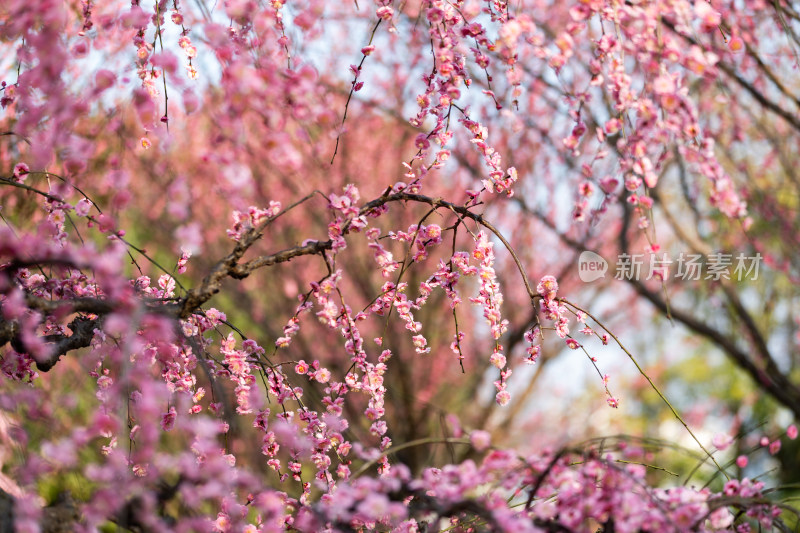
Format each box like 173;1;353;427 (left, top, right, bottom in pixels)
0;298;104;371
0;318;18;348
25;295;113;315
230;240;333;279
37;316;101;372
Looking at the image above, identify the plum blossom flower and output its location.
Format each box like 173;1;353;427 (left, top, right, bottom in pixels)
495;390;511;406
314;368;331;383
376;6;393;20
411;334;430;354
694;1;721;32
74;198;92;217
537;275;559;300
712;433;733;451
470;430;491;451
489;350;506;368
769;440;781;455
161;406;177;431
13;163;29;182
565;338;580;350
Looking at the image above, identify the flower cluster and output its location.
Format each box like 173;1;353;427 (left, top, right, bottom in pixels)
537;275;570;338
466;232;512;404
226;202;281;242
278;439;783;532
366;228;399;278
328;184;366;251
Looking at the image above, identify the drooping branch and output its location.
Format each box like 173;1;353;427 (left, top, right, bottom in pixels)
359;191;538;301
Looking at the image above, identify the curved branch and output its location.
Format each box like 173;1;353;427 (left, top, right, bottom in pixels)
180;190;539;319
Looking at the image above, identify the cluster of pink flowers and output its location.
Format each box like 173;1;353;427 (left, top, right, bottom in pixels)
328;185;366;251
387;222;444;263
226;202;282;242
366;228;399;278
471;232;509;341
259;435;786;532
467;232;512;404
218;334;262;414
537;275;571;339
274;299;313;348
391;285;428;354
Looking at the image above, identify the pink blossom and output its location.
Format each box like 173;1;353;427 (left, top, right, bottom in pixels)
411;335;429;354
769;439;781;455
74;198;92;217
565;338;580;350
694;1;721;31
376;6;393;20
314;368;331;383
13;163;29;182
495;390;511;406
712;433;733;451
537;275;558;300
470;430;491;451
161;406;177;431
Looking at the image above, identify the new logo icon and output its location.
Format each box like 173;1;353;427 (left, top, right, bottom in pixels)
578;251;607;282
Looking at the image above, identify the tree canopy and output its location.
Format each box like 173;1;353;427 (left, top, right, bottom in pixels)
1;0;800;531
